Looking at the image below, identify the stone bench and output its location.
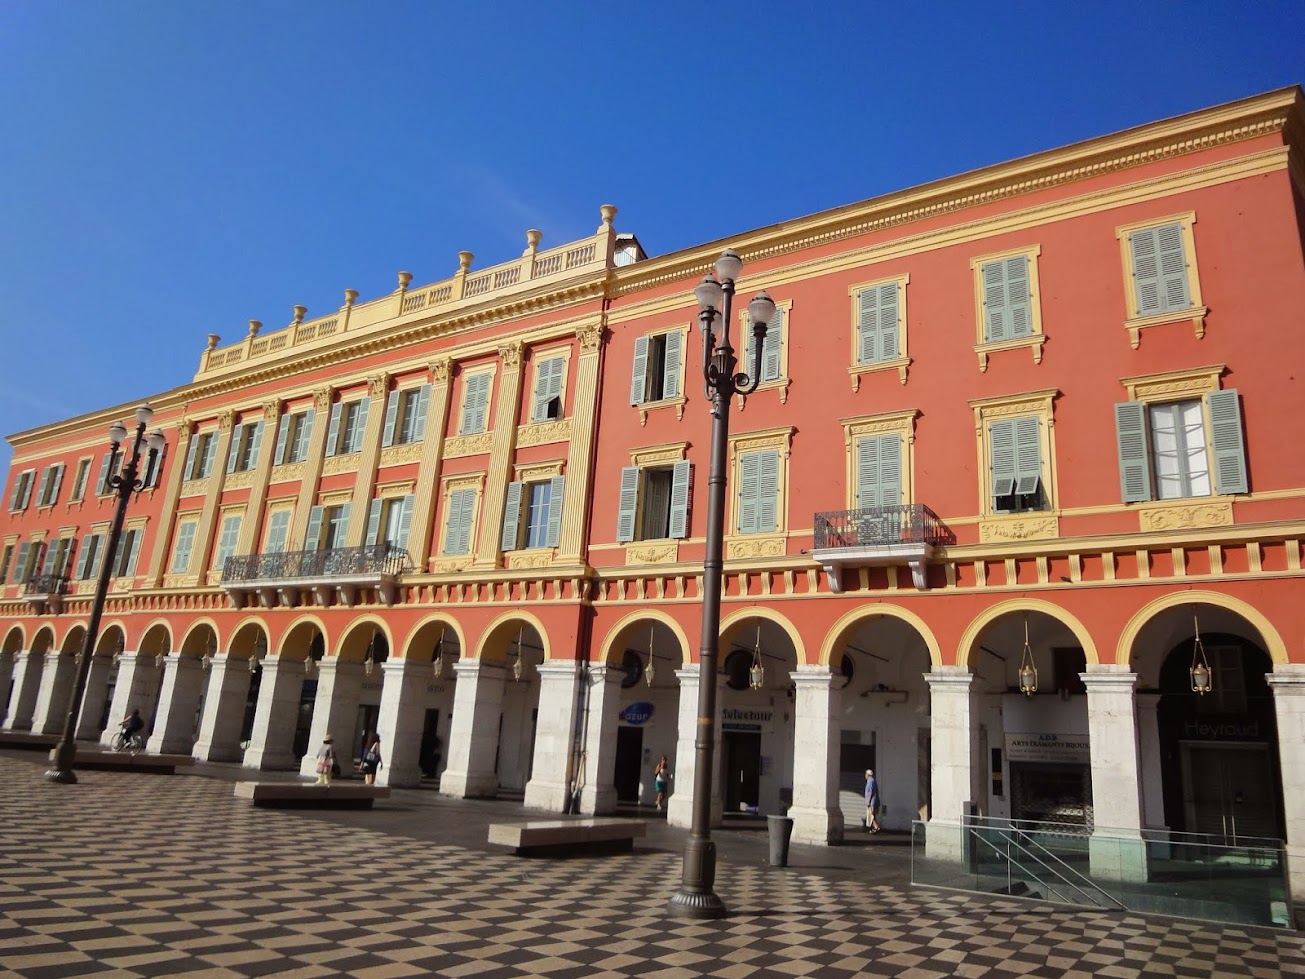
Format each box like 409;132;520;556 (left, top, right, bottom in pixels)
76;750;196;774
233;781;391;809
487;818;646;856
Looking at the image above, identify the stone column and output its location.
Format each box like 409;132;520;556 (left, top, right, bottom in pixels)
1267;664;1305;927
579;664;623;815
147;654;206;754
75;656;115;741
192;655;254;762
2;650;44;731
31;650;77;735
243;656;306;771
0;648;15;726
298;658;366;777
102;653;164;745
667;668;724;829
789;665;844;845
1082;664;1147;882
406;359;452;571
1135;693;1165;830
925;666;981;860
440;658;507;798
376;657;432;787
524;660;582;812
473;342;524;569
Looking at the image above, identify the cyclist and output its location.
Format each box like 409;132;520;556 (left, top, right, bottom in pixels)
119;708;145;749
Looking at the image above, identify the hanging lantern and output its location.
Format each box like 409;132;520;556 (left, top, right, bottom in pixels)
433;628;445;678
749;625;765;691
364;629;378;676
201;644;213;671
1018;618;1037;696
1190;614;1212;695
645;626;656;687
512;626;525;682
304;655;314;676
155;652;166;671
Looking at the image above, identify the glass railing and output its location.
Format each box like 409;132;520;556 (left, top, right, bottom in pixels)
911;816;1292;928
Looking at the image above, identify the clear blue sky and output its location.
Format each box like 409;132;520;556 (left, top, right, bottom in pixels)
1;2;1302;470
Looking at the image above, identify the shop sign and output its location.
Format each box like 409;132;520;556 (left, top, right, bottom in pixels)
723;707;773;732
1005;732;1090;764
1182;719;1261;740
620;702;654;725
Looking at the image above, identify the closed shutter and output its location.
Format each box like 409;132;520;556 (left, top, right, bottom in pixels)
756;451;779;534
615;466;640;542
226;423;245;473
545;475;566;547
760;307;783;382
265;511;290;553
668;460;693;539
297;411;315;461
856;436;881;509
878;434;903;509
201;434;219;478
856;287;879;364
273;413;291;465
365;499;384;547
394;495;415;550
1131;223;1189;315
1013;416;1041;494
181;437;199;481
14;542;31;582
170;524;195;573
737;453;761;534
325;403;343;457
381;391;400;447
1114;402;1153;503
630;335;650;405
462;374;490;433
983;256;1031;341
534;358;563;421
304;506;325;552
662;330;683;398
1157;223;1190;311
990;419;1017;503
1208;389;1248;494
411;384;432;442
445;489;474;555
857;283;898;364
501;481;524;551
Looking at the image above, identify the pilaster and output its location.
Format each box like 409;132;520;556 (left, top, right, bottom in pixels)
925;666;982;827
788;666;844;845
556;322;604;562
1267;664;1305;927
407;359;453;570
524;660;582;812
190;411;237;576
579;664;623;814
290;388;334;545
234;400;283;556
440;658;507;798
192;655;254;762
243;656;306;770
474;342;524;568
145;424;191;586
376;656;433;787
666;668;724;829
2;649;44;731
345;373;391;547
1081;665;1148;883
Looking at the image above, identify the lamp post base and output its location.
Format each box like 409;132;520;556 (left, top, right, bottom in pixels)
667;837;727;918
43;743;79;784
667;886;727;919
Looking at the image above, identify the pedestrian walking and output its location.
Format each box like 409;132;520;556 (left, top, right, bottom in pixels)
654;755;670;810
315;735;337;785
361;734;383;785
864;769;880;833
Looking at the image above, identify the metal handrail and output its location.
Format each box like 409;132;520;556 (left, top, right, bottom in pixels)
970;821;1128;910
813;503;955;549
24;573;70;596
221;543;411;583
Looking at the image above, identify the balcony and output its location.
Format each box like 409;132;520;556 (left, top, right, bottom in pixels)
23;573;70;614
221;544;411;609
811;504;953;592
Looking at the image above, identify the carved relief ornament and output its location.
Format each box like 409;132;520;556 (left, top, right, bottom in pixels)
314;388;334;411
576;322;605;352
499;341;524;369
429;358;452;384
368;373;391;397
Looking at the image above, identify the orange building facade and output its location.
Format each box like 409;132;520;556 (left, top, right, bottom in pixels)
3;88;1305;912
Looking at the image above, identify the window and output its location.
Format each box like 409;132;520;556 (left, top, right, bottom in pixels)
616;461;693;542
326;399;369;456
35;464;65;507
41;536;73;576
530;356;566;422
182;432;219;481
1114;388;1247;503
442;486;479;556
1116;213;1206;347
365;495;415;550
8;469;35;511
382;385;432;447
989;416;1045;513
630;330;684;405
113;528;143;578
1052;648;1087;697
70;458;91;502
274;410;315;465
170;521;198;574
76;532;107;581
0;543;12;583
855;434;903;511
264;509;292;553
850;278;909;384
305;503;352;551
458;372;493;435
213;513;243;569
970;248;1044;371
736;450;780;535
502;476;565;550
12;541;40;584
226;421;265;474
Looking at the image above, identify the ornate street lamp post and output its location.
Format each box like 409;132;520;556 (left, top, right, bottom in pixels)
668;249;775;919
45;404;165;783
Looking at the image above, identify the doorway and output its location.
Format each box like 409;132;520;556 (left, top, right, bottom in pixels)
355;704;380;762
1181;742;1279;841
419;709;441;778
614;726;643;802
723;730;761;814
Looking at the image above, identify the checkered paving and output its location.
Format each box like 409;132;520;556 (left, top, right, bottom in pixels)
1;756;1302;978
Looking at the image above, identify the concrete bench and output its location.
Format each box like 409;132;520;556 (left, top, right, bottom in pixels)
233;781;391;809
76;750;196;774
487;818;646;856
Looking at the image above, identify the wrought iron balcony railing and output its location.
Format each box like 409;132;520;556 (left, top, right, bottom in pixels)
23;573;71;597
222;543;411;584
813;504;954;550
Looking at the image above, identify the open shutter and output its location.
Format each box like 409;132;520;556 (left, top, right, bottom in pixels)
147;445;166;488
445;489;471;555
879;434;903;509
982;261;1009;341
8;474;24;510
533;362;552;420
113;531;133;576
297;411;315;461
325;403;342;456
501;482;524;551
761;308;783;382
226;423;244;473
304;506;325;552
181;437;199;482
88;536;105;578
1013;417;1041;494
1208;389;1248;494
668;460;693;539
662;330;683;399
123;530;144;576
857;436;881;510
75;537;92;579
18;473;33;509
857;288;880;364
1130;227;1163;315
336;503;353;548
630;335;650;405
50;464;65;503
273;413;291;465
545;475;566;547
412;384;432;442
364;499;384;547
737;453;761;534
1157;223;1190;311
247;421;264;469
1114;402;1152;502
394;495;415;550
36;468;53;506
756;451;779;534
352;398;371;453
990;419;1017;504
381;391;400;447
615;466;640;542
201;435;218;478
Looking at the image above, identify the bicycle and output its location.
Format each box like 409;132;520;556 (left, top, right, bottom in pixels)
110;730;145;753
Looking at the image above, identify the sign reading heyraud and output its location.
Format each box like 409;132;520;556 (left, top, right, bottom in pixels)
1005;732;1090;764
620;702;654;725
722;707;774;732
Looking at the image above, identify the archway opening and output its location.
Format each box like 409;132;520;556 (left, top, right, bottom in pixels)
605;619;686;806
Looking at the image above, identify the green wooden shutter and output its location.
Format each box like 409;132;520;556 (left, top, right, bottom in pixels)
86;535;104;578
304;506;325;552
857;287;880;364
147;445;166;488
630;335;650;405
201;435;219;478
982;261;1008;341
123;529;144;576
1130;227;1162;315
14;542;31;582
615;466;640;542
876;283;899;362
990;419;1017;504
533;360;557;420
445;488;474;555
761;308;783;382
8;474;24;510
1114;402;1152;503
352;398;370;453
462;374;489;433
273;413;291;465
171;523;195;572
36;468;53;506
501;482;523;550
856;436;880;509
1013;416;1041;494
668;460;693;539
247;421;264;469
226;423;244;473
737;453;761;534
412;384;432;442
1208;389;1248;494
1005;256;1032;338
365;499;384;547
756;451;779;533
394;495;415;550
181;437;199;482
325;403;342;456
545;476;566;547
1157;223;1190;311
265;510;290;553
297;411;315;461
50;464;64;504
662;330;683;398
878;434;903;509
381;391;400;447
75;536;93;579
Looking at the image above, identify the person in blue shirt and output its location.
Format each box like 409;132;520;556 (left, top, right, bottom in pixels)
864;769;881;833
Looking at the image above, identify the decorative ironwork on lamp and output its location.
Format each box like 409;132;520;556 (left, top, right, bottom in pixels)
748;625;765;691
1018;618;1037;696
364;630;378;677
250;634;266;674
512;626;525;682
201;635;215;671
645;626;656;687
1190;613;1212;695
432;628;446;679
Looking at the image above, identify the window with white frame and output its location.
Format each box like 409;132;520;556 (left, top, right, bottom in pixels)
735;450;780;535
530;356;566;422
616;460;692;542
273;409;314;465
325;399;369;456
76;531;107;581
383;385;432;447
213;513;243;569
1125;220;1193;317
226;420;265;474
441;485;479;556
112;527;144;578
182;432;220;481
502;476;565;550
630;329;684;405
1114;388;1246;503
978;254;1035;343
35;464;65;507
365;495;415;551
458;371;493;435
41;536;74;577
988;415;1046;514
853;279;904;367
263;509;292;553
170;520;199;574
8;469;35;511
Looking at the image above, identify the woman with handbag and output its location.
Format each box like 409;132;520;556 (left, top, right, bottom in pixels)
361;734;383;785
315;735;337;785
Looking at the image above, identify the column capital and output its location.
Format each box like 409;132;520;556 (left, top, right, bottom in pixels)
380;656;433;678
926;666;974;691
587;663;625;686
429;357;452;383
453;657;505;679
576;321;605;353
498;340;524;369
262;398;282;422
790;664;835;687
218;410;236;432
1266;663;1305;693
1080;666;1139;692
368;372;390;397
313;387;334;411
535;659;581;679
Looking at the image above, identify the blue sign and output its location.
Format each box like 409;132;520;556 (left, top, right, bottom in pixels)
620;702;654;725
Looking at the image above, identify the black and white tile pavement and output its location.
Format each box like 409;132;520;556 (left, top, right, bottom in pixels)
1;754;1302;978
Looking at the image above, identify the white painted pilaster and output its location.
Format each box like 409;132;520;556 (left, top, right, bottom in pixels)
440;658;507;799
376;657;432;787
2;650;44;731
243;656;306;770
666;668;724;829
148;654;206;754
579;665;623;815
31;650;77;735
1081;665;1147;882
524;660;582;813
789;666;843;845
925;666;981;861
192;655;254;762
1267;664;1305;927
